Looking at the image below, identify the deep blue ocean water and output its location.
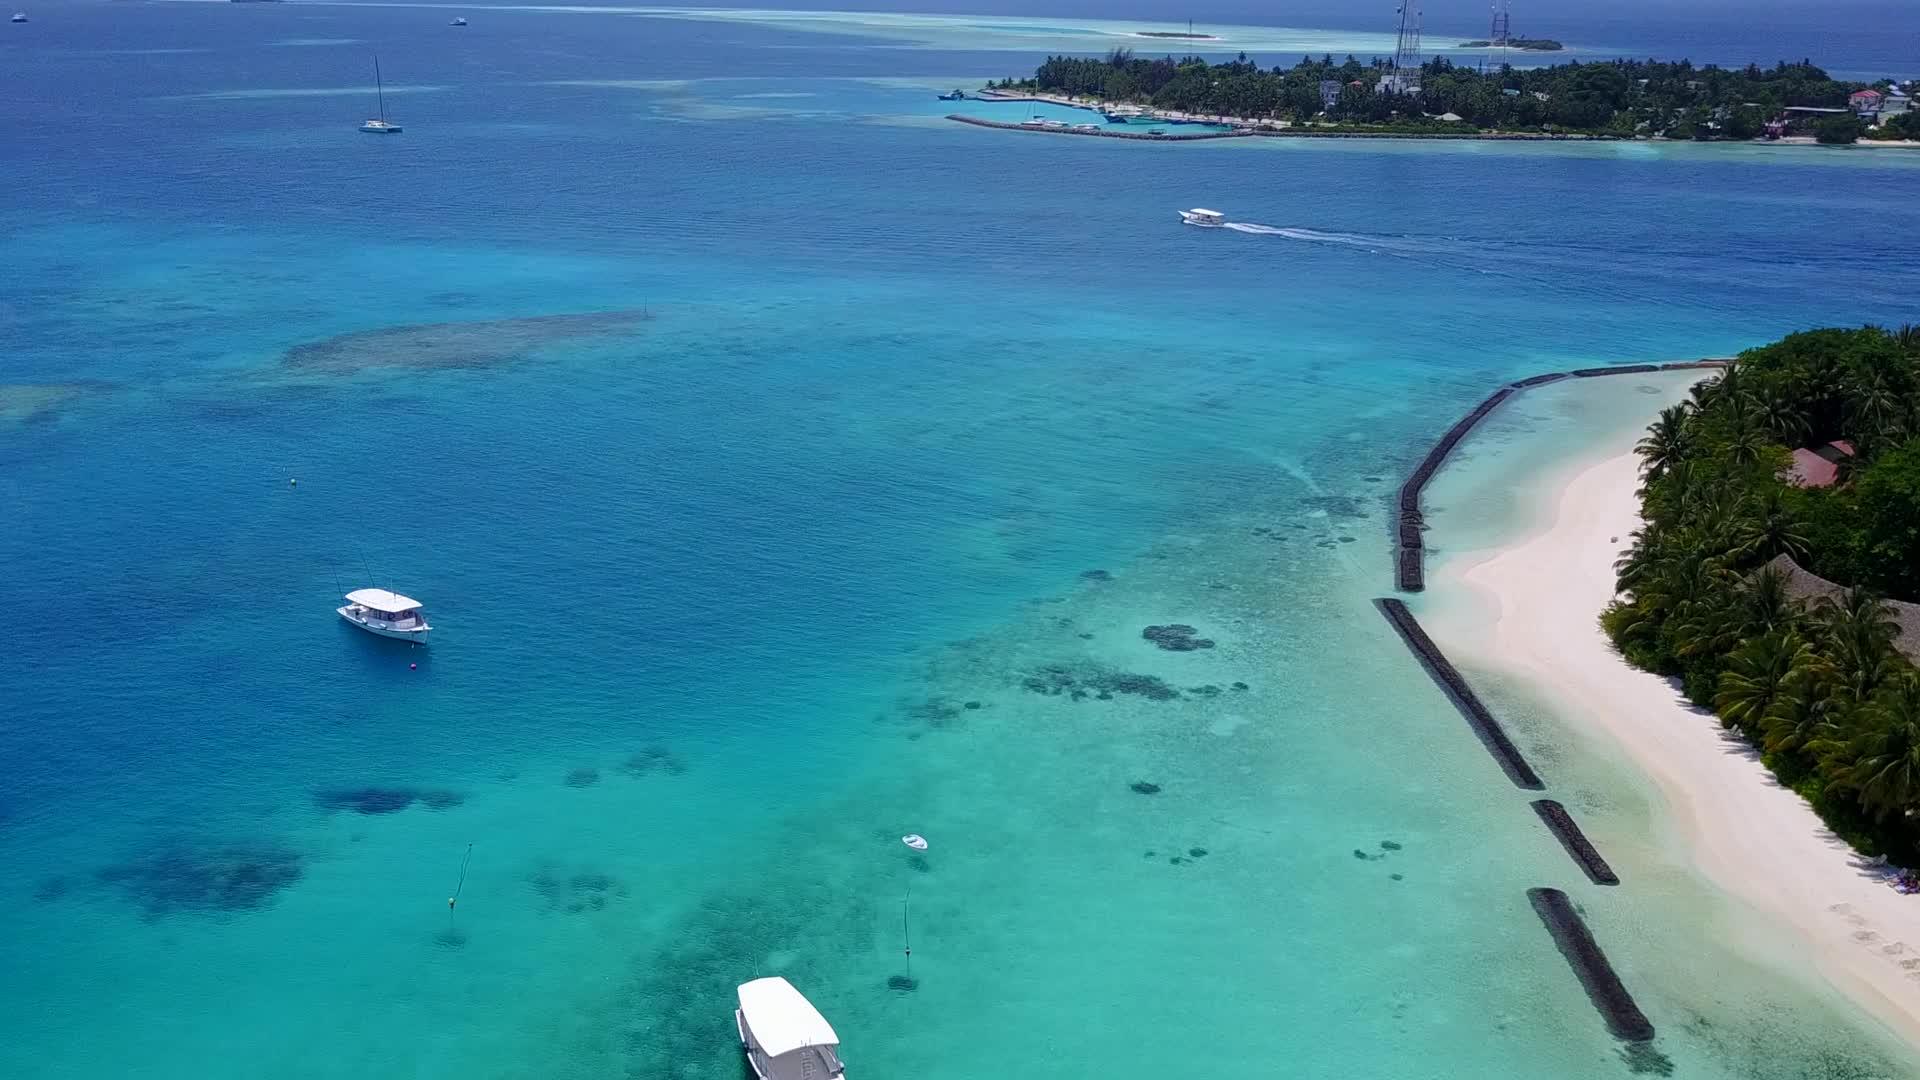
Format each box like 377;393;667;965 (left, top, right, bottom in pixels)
5;3;1920;1079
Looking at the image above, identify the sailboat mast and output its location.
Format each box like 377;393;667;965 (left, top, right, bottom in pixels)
374;55;386;121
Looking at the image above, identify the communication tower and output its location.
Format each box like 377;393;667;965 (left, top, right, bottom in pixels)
1383;3;1424;95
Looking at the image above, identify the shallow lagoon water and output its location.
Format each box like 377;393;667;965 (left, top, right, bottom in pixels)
5;4;1920;1079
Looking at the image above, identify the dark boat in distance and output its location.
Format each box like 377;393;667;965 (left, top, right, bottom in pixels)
937;89;965;101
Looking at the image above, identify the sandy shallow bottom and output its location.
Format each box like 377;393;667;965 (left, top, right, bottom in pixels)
1423;413;1920;1052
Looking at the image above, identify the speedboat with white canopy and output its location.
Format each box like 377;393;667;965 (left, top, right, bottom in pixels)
337;588;431;642
734;977;846;1080
1180;208;1225;227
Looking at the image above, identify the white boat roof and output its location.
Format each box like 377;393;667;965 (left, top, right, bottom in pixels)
737;977;839;1058
1187;208;1224;216
344;588;422;612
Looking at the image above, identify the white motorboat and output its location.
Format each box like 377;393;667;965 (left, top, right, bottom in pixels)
11;12;27;22
735;977;845;1080
337;588;431;642
1180;208;1225;227
450;16;467;26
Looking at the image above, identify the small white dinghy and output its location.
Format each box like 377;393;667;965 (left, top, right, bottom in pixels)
735;977;846;1080
337;588;431;642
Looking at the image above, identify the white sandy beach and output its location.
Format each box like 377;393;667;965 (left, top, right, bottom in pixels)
1437;445;1920;1047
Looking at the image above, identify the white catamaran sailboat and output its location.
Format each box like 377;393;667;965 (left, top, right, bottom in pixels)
360;56;402;133
337;589;431;641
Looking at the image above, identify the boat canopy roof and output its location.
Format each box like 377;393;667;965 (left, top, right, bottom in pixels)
1187;208;1224;217
344;588;422;613
737;978;839;1058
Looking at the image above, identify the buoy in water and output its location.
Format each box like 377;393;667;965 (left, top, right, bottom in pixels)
410;662;417;670
289;478;297;486
902;834;928;851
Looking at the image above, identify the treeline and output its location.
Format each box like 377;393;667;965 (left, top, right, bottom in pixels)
1604;326;1920;855
1001;51;1886;136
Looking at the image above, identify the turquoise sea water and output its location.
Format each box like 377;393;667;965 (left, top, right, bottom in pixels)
6;4;1920;1078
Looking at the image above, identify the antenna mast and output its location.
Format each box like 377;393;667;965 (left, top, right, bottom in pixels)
1482;1;1512;74
1386;4;1424;96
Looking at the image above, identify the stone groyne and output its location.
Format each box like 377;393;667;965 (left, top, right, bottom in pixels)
1394;359;1732;592
1528;887;1657;1042
1373;598;1545;790
1532;799;1621;886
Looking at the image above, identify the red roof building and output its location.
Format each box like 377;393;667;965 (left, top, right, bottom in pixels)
1787;440;1856;488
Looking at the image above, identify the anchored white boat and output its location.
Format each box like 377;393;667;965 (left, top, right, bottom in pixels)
359;55;402;133
735;977;845;1080
337;588;431;642
1180;208;1225;227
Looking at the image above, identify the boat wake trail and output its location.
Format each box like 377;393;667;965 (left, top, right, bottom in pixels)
1221;222;1423;255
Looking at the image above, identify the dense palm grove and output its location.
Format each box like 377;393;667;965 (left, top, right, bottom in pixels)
1002;52;1906;138
1604;327;1920;853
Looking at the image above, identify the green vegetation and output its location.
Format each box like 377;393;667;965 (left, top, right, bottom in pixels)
1816;115;1865;144
1865;111;1920;141
1604;326;1920;856
1458;38;1563;51
997;51;1883;137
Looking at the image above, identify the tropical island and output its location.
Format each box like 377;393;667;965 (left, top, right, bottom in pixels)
1459;38;1562;51
988;52;1917;143
1604;326;1920;857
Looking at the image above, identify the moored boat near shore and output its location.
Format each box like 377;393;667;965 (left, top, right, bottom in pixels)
734;978;845;1080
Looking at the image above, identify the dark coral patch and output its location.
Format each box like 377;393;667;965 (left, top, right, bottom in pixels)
1143;624;1215;651
565;768;600;788
285;310;651;374
1079;569;1113;581
1130;781;1162;795
623;747;687;777
315;787;463;815
1024;664;1180;702
99;845;303;917
529;865;626;914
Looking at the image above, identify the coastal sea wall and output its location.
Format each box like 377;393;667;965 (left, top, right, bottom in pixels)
1395;359;1731;592
945;115;1251;141
1364;362;1750;1051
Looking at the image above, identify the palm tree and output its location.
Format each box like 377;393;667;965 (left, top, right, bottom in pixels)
1760;663;1835;760
1731;489;1811;564
1635;403;1694;484
1839;672;1920;822
1715;630;1809;735
1895;323;1920;358
1815;587;1901;706
1730;562;1802;635
1750;380;1812;447
1847;369;1908;443
1718;422;1773;467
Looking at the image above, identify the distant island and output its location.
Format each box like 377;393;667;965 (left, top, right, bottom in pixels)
1133;31;1220;41
1459;38;1562;51
985;51;1914;144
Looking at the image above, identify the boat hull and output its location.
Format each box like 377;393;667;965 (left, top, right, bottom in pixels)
337;607;430;642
